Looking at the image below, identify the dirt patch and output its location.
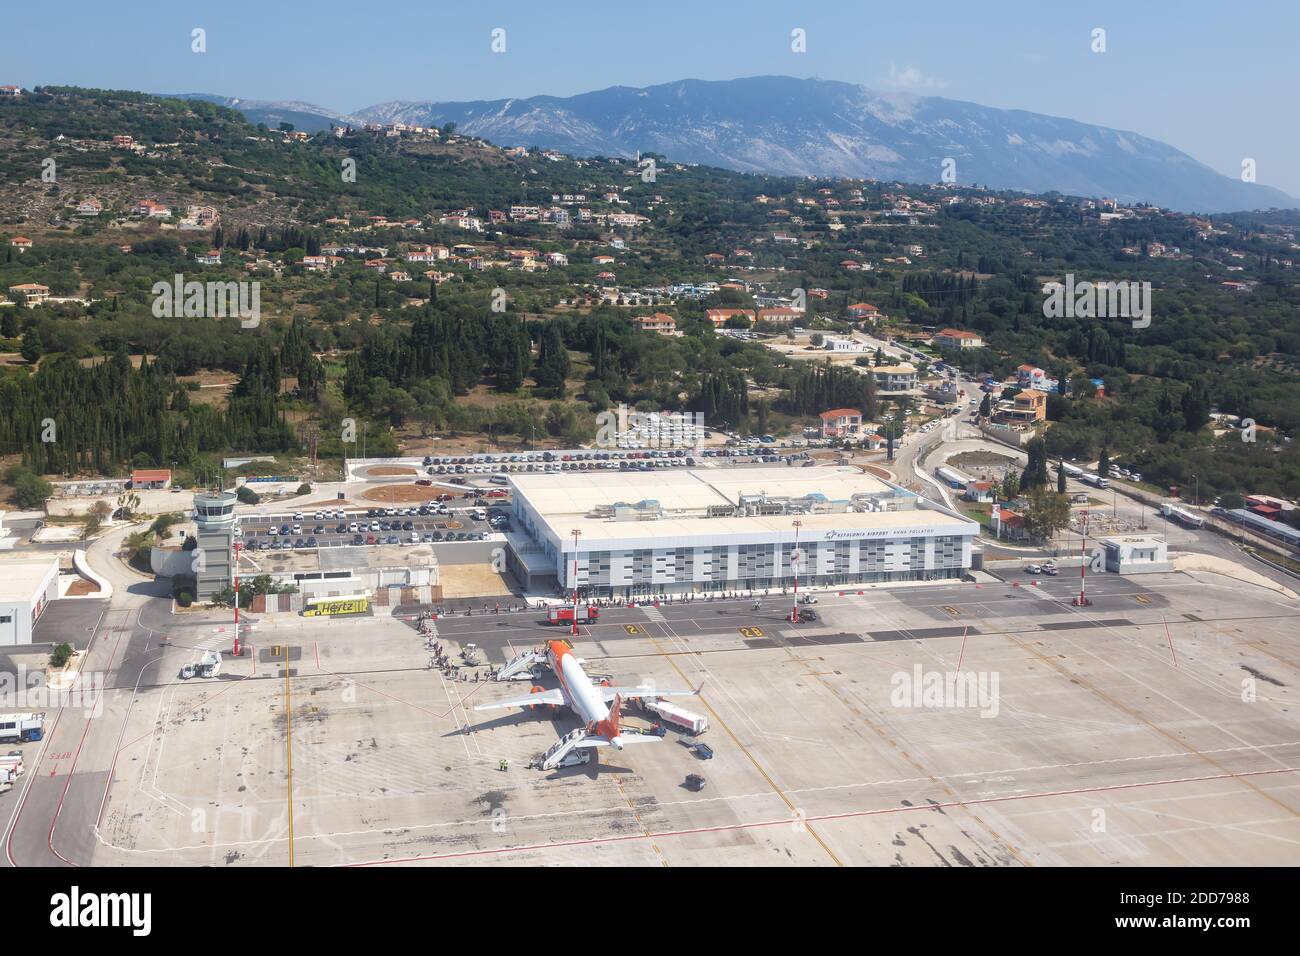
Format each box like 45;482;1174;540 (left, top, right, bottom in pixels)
367;465;417;477
64;578;102;596
361;484;442;503
951;451;1017;470
438;565;514;599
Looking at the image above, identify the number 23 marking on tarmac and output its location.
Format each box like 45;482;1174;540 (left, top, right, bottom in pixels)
739;626;764;638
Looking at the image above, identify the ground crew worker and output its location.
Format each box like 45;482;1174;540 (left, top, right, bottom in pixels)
499;758;509;771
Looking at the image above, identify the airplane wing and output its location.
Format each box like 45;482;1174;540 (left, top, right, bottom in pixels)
475;689;566;711
599;682;704;704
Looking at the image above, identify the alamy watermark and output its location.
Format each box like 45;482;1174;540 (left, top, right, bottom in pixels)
152;274;260;328
1;665;104;717
595;404;705;449
889;665;1000;718
1042;274;1150;329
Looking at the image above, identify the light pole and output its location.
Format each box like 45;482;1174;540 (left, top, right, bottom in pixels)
1190;474;1199;509
1074;510;1091;607
790;519;802;624
570;528;582;636
232;540;243;657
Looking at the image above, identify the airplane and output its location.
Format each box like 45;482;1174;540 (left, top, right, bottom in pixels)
475;639;701;750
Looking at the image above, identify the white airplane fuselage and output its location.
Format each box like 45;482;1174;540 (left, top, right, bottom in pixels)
547;641;622;748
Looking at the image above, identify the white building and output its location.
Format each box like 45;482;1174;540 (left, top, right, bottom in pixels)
1100;534;1171;574
0;556;59;646
871;364;919;394
505;467;977;598
824;337;866;353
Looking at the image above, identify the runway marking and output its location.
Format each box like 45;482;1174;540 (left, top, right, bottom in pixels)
88;739;1300;860
645;618;845;867
343;765;1300;867
999;629;1300;820
285;650;295;867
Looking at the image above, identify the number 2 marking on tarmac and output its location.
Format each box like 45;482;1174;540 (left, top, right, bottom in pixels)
624;624;642;635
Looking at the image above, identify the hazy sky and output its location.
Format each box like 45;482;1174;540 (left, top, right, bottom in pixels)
8;0;1298;195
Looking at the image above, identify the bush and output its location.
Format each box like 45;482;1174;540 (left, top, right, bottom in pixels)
176;591;193;608
49;643;73;668
236;486;260;504
297;483;312;495
5;466;53;509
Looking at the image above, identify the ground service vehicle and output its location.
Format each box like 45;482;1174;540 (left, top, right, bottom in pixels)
0;753;25;776
1160;503;1205;529
303;595;370;617
644;699;709;735
0;713;44;744
547;605;600;626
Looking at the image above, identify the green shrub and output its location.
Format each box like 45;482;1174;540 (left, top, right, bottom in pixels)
50;643;73;668
176;591;193;608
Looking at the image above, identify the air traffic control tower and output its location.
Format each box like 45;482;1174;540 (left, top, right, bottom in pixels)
193;489;237;600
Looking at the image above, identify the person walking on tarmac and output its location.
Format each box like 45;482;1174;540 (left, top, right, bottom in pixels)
499;758;509;772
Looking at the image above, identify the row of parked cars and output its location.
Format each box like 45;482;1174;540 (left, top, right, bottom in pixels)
416;443;803;476
245;528;492;552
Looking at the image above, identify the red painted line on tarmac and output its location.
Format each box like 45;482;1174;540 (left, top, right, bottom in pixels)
40;610;133;866
344;765;1300;867
4;595;103;866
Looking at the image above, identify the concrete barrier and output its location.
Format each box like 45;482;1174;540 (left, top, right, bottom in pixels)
72;549;113;599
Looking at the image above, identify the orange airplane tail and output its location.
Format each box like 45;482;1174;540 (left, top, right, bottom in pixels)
593;693;623;741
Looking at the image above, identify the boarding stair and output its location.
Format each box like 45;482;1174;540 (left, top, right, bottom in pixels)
537;728;591;770
496;648;545;681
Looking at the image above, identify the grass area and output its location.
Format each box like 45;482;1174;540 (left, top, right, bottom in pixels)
1244;545;1300;576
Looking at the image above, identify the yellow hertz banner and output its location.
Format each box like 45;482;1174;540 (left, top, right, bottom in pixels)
304;598;368;617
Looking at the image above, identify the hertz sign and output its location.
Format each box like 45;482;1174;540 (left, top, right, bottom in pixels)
303;597;369;617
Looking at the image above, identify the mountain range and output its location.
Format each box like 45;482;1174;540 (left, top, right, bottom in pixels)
176;76;1296;215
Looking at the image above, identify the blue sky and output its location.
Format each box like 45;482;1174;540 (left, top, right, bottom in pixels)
7;0;1298;195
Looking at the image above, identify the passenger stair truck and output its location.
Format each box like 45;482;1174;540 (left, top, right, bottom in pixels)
547;605;599;626
641;698;709;736
0;713;45;744
534;728;594;771
496;648;547;682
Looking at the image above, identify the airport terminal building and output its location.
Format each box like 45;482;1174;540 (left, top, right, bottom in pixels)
505;466;978;598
